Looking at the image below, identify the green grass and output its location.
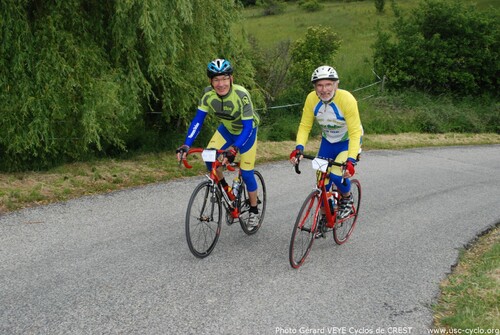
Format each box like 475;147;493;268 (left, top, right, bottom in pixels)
258;90;499;142
243;1;419;88
243;0;498;90
244;1;499;142
434;227;500;331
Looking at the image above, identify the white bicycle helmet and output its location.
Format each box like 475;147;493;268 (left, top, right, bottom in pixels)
311;66;339;83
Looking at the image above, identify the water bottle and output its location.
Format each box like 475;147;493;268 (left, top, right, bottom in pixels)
328;191;336;215
232;177;241;197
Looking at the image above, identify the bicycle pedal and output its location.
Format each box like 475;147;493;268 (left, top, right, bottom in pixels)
226;211;235;225
314;232;325;239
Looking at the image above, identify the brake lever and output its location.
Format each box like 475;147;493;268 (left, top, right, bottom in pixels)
178;150;192;169
341;164;347;186
294;157;301;174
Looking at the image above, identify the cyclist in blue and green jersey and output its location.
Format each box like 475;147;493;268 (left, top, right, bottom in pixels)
177;58;261;226
290;66;363;221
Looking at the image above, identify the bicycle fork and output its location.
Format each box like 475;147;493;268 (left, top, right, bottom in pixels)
298;193;321;233
197;179;218;223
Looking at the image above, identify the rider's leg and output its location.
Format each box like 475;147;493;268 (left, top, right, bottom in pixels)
318;139;354;218
241;171;258;207
239;131;260;227
317;139;350;194
328;150;355;218
240;141;258;208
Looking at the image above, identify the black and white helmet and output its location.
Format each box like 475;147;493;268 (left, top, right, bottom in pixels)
311;66;339;83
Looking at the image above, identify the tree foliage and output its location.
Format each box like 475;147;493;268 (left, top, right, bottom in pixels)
257;0;286;16
372;0;499;95
283;25;342;103
0;0;254;171
374;0;385;13
298;0;323;12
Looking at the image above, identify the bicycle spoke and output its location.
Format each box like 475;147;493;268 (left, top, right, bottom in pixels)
186;181;222;258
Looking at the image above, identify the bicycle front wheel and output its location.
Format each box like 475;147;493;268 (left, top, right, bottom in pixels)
239;170;267;235
333;179;361;245
289;190;321;269
185;180;222;258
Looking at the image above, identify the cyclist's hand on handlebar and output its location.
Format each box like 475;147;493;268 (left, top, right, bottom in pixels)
176;144;190;162
223;146;238;164
289;148;303;165
344;158;357;178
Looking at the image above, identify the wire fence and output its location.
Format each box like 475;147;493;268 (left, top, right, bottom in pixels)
255;70;386;112
145;70;385;114
49;71;386;140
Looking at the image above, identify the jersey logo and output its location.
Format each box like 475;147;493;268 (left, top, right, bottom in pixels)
242;96;250;106
215;112;236;120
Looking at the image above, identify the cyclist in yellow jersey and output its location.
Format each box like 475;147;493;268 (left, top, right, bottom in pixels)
290;65;363;221
177;58;261;227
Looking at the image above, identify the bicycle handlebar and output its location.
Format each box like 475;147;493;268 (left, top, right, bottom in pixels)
181;148;236;171
294;154;344;173
294;154;347;186
179;148;202;169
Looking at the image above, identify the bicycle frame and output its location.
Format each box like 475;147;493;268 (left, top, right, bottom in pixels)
295;154;348;230
182;148;240;219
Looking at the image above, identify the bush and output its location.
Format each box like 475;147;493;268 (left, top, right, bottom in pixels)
374;0;385;13
282;26;342;102
257;0;286;16
239;0;257;6
258;106;323;142
372;0;499;96
299;0;323;12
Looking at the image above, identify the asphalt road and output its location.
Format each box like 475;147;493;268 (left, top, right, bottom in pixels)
1;145;499;335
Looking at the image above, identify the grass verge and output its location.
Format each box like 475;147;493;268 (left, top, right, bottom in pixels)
433;226;500;332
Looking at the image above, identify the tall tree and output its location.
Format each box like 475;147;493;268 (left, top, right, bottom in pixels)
0;0;254;171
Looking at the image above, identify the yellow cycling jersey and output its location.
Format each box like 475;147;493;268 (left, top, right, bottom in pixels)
296;89;363;160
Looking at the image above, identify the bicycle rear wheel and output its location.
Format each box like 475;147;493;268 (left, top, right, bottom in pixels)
185;180;222;258
239;170;266;235
289;190;321;269
333;179;361;245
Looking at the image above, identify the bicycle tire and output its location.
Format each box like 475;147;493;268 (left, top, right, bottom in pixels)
333;179;361;245
289;190;321;269
185;180;222;258
239;170;267;235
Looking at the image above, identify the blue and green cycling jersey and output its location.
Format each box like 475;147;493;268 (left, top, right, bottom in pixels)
184;84;260;148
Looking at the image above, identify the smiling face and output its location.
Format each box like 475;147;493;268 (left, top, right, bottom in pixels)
211;74;232;96
314;79;339;102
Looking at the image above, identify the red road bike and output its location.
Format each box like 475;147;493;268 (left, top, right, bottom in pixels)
289;154;361;269
181;148;266;258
